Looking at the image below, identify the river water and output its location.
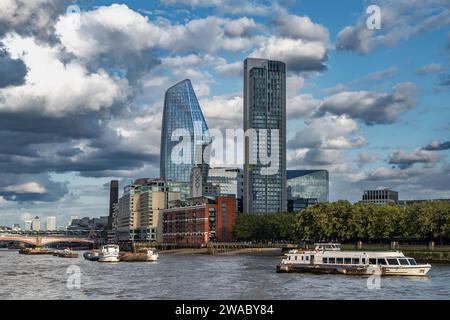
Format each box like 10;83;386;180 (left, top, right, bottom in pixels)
0;250;449;300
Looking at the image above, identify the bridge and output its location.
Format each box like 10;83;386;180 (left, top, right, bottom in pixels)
0;234;95;246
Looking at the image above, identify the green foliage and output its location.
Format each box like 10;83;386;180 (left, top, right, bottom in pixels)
234;201;450;242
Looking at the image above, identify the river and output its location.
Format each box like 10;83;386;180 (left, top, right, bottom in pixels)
0;250;449;299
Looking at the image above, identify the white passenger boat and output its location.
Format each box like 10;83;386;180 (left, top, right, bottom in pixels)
277;243;431;276
98;244;120;263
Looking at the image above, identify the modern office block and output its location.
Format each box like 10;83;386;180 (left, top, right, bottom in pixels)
160;79;210;183
243;58;287;214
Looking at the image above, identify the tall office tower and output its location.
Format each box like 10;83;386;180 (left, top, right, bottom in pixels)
108;180;119;229
31;216;41;231
46;216;56;231
243;58;287;214
24;220;32;231
160;79;210;183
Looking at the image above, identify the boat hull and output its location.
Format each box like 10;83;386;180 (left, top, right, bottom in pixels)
277;263;431;276
98;256;119;263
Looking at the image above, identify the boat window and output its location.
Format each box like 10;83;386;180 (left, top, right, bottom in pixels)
352;258;360;264
398;258;409;265
329;257;335;264
295;256;297;261
362;258;366;264
305;256;309;261
322;257;328;264
288;256;291;260
387;258;399;265
344;258;351;264
336;258;343;264
369;258;376;265
377;258;387;265
408;258;417;265
301;255;304;261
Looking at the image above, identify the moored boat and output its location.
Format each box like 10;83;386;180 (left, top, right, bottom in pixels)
276;243;431;276
54;248;78;258
98;244;120;262
120;248;159;262
19;247;53;255
83;250;100;261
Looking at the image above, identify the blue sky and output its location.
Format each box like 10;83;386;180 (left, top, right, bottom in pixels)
0;0;449;226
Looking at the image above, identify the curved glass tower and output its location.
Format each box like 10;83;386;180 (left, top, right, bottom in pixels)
160;79;210;183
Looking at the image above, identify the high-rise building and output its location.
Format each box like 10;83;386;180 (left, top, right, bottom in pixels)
243;58;287;214
114;178;181;242
287;170;329;212
208;167;244;213
24;221;32;231
361;189;398;205
31;216;41;231
46;216;56;231
108;180;119;229
160;79;210;183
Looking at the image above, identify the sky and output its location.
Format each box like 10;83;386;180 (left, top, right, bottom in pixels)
0;0;449;226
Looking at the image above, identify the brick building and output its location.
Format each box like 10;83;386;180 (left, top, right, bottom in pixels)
162;195;236;245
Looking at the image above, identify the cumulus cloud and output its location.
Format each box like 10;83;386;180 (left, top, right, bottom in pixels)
357;152;379;168
388;149;439;169
287;94;321;119
288;115;364;150
422;140;450;151
316;82;417;125
336;0;450;54
0;0;65;43
251;36;328;72
272;13;329;42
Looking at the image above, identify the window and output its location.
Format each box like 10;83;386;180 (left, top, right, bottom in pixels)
352;258;360;265
387;259;399;265
398;259;409;265
328;258;335;264
362;258;366;265
344;258;351;264
306;256;309;261
408;258;417;265
377;258;387;265
322;257;328;264
295;256;297;261
369;258;376;265
336;258;343;264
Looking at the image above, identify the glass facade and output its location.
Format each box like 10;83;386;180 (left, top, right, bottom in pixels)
286;170;329;203
160;79;210;183
244;58;287;214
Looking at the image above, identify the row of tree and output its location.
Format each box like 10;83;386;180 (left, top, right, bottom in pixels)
232;201;450;243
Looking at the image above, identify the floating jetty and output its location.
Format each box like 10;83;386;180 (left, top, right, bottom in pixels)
120;248;159;262
18;248;53;255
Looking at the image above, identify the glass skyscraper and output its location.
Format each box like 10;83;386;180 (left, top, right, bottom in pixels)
244;58;287;214
160;79;210;183
287;170;329;203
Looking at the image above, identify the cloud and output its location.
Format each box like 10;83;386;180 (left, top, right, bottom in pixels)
357;152;379;168
0;48;27;88
160;0;274;16
287;94;321;119
336;0;450;54
359;66;397;82
3;182;46;194
416;63;444;75
0;174;68;202
0;0;65;43
251;36;328;72
316;82;417;125
388;149;439;169
288;114;364;150
272;13;329;42
422;140;450;151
